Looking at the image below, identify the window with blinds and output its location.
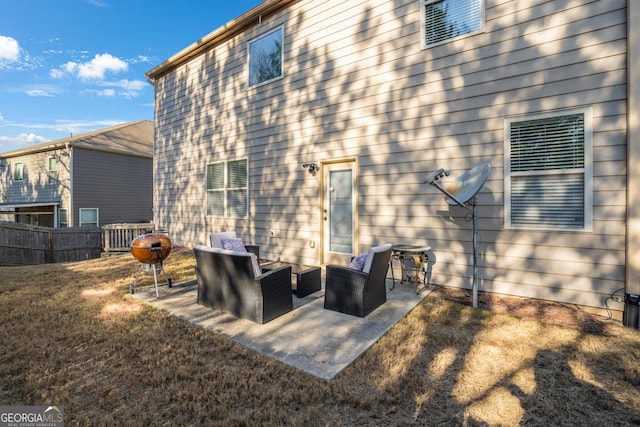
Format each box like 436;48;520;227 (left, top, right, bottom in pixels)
206;159;248;218
505;110;592;231
421;0;482;47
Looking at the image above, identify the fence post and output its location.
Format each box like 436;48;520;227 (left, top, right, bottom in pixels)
48;228;54;263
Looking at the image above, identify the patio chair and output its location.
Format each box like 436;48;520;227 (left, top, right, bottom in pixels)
210;231;260;260
194;245;293;324
324;243;393;317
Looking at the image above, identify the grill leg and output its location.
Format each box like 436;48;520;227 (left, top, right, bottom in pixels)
152;263;160;298
131;265;144;294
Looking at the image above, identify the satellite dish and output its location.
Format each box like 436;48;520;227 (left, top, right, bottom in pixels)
445;163;491;206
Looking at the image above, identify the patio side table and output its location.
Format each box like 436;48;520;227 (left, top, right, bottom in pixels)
390;244;432;294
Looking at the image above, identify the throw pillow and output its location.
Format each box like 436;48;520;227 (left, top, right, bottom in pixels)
348;253;368;271
221;237;247;252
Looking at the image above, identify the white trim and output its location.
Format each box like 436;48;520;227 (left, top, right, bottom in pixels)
504;107;593;232
13;161;23;181
247;25;285;88
79;208;99;227
205;157;249;219
419;0;485;50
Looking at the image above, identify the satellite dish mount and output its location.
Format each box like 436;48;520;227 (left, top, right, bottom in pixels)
423;163;491;308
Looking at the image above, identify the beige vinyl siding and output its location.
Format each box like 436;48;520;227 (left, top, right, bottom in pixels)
1;150;71;205
153;0;627;309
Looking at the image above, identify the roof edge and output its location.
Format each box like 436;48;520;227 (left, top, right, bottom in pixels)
0;120;152;158
145;0;299;81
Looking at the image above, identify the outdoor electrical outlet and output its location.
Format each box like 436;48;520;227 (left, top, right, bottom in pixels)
309;240;316;248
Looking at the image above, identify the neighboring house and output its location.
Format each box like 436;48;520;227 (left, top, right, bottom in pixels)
0;120;153;228
145;0;638;317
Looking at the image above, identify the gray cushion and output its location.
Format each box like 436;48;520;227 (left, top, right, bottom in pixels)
209;231;237;248
362;243;393;274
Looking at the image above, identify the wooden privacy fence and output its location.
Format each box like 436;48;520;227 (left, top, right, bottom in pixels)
0;222;102;266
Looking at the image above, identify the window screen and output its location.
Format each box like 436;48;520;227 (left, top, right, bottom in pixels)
506;111;591;230
423;0;482;46
207;159;248;218
48;156;57;184
13;162;23;181
79;208;98;227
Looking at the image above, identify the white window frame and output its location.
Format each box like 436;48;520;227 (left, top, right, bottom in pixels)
59;208;68;228
79;208;99;227
247;26;284;88
13;162;23;181
206;158;248;219
48;156;58;184
420;0;484;49
504;107;593;232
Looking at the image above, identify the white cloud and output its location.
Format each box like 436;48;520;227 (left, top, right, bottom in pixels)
0;35;20;62
94;88;116;97
0;132;49;146
52;54;127;81
26;88;57;97
89;79;146;99
49;68;64;79
77;53;127;79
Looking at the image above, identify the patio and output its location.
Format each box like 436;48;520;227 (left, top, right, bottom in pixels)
131;275;431;380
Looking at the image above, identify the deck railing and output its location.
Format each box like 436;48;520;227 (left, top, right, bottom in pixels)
102;223;156;255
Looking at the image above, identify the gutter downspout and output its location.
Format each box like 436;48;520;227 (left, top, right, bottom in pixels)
625;0;640;328
66;142;73;227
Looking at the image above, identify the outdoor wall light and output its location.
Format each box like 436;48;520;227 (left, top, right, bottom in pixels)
302;162;319;176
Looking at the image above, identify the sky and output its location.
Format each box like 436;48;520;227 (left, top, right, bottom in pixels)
0;0;264;153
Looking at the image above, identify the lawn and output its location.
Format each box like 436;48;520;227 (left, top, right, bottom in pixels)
1;252;640;425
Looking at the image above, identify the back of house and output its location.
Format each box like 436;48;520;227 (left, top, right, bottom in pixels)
146;0;638;319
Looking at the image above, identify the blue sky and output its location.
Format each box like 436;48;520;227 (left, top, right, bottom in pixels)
0;0;263;153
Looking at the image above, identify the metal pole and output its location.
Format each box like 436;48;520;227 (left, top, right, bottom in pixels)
472;201;478;308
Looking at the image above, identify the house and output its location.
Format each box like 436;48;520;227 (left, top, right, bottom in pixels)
0;120;154;228
145;0;638;319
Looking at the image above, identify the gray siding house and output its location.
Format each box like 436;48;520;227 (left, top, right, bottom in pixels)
0;120;153;228
146;0;639;318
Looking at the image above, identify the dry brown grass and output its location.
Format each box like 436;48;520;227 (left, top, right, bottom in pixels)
1;252;640;426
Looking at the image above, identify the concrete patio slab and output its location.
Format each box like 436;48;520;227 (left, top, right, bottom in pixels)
131;278;431;380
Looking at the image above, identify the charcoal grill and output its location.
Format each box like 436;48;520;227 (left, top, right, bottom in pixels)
130;233;173;297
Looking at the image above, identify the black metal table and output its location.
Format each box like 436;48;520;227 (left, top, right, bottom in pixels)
261;261;322;298
390;244;432;294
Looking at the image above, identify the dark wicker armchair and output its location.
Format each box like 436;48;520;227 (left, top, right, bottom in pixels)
194;245;292;324
324;244;393;317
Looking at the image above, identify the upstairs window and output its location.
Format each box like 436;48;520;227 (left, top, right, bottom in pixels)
248;27;283;87
505;109;592;231
48;156;58;184
206;159;248;218
13;162;23;181
421;0;483;47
